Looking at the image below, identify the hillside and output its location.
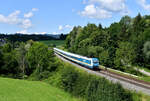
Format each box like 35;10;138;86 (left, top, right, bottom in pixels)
0;77;81;101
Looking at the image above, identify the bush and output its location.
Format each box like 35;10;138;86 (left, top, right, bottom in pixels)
61;66;79;93
47;59;134;101
72;72;91;98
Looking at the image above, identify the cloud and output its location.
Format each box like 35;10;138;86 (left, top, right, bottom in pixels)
17;30;28;34
58;25;63;31
32;8;39;12
80;4;112;19
0;10;22;24
65;25;73;29
137;0;150;10
80;0;129;19
0;10;33;28
16;30;47;35
0;8;40;34
34;32;47;35
21;19;32;29
24;8;38;18
58;25;73;31
89;0;126;12
0;8;39;33
24;12;33;18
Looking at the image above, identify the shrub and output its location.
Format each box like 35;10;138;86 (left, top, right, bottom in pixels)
44;59;134;101
61;66;79;93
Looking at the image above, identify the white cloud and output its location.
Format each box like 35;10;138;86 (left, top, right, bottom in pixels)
65;24;73;29
58;25;73;31
58;25;63;31
0;8;39;32
17;30;28;34
137;0;150;10
80;4;112;19
0;10;22;24
21;19;32;29
80;0;129;19
24;8;38;18
0;10;33;29
24;12;33;18
32;8;39;12
34;32;47;35
16;30;47;35
89;0;126;12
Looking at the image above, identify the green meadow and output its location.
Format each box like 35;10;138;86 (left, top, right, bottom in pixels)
0;77;81;101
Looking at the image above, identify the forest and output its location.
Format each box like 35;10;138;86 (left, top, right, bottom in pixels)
65;13;150;74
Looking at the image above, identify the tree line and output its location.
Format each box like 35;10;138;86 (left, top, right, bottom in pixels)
65;13;150;74
0;33;67;42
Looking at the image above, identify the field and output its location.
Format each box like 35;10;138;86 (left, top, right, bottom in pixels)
0;77;82;101
39;40;65;47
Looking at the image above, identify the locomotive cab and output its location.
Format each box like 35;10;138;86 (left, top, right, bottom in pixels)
92;58;99;68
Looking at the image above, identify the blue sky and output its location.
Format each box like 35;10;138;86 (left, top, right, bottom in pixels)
0;0;150;34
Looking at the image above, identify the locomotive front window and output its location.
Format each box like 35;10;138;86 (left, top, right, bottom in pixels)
93;61;99;63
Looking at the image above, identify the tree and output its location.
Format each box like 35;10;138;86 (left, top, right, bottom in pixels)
60;33;65;40
99;50;109;66
0;47;3;68
1;50;19;75
2;43;12;53
88;46;103;58
65;26;82;52
26;42;53;79
16;42;27;77
114;42;136;71
132;13;144;36
108;22;121;47
90;30;109;48
131;28;150;66
143;41;150;67
119;16;132;41
98;23;102;30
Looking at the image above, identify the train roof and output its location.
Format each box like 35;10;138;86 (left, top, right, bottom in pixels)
54;48;91;60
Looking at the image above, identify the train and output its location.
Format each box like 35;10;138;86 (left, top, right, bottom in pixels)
54;48;99;69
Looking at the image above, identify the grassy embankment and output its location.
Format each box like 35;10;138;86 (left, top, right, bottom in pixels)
137;67;150;83
99;65;150;83
0;77;82;101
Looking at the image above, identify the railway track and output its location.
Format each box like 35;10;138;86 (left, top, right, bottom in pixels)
55;53;150;95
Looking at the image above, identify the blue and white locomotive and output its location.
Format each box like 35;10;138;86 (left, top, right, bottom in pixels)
54;48;99;69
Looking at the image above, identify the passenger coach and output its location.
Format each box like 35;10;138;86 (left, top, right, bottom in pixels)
54;48;99;69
